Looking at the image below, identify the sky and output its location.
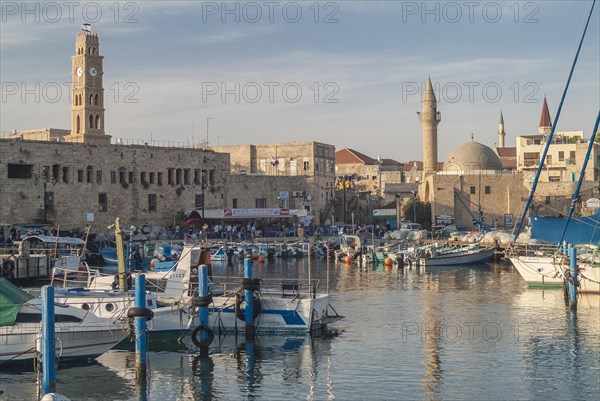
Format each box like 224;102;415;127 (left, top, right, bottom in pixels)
1;1;599;163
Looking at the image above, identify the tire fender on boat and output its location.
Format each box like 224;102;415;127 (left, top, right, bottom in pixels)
235;293;262;321
191;325;214;348
1;259;15;280
127;306;154;321
191;292;213;308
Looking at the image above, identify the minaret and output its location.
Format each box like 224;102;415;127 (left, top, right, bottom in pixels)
65;24;110;144
418;77;441;176
538;96;552;135
498;111;506;148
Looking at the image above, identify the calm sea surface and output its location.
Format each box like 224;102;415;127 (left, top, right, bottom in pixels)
1;258;599;401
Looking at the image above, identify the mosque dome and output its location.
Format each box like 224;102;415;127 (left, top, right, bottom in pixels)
443;141;502;171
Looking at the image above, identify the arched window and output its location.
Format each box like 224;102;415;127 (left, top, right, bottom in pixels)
94;94;99;106
92;47;96;55
90;94;94;105
88;46;91;54
89;114;94;129
95;114;101;129
86;166;93;183
76;115;80;133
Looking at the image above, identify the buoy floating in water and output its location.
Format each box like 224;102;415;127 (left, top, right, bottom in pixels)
384;257;394;266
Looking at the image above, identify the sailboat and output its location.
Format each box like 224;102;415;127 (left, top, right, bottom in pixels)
508;0;600;292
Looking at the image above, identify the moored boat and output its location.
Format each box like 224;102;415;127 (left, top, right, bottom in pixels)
0;277;127;365
419;243;496;267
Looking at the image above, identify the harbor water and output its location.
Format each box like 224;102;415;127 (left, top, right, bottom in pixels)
1;258;599;401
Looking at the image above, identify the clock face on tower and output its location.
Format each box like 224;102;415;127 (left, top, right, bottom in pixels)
89;67;98;77
76;67;83;77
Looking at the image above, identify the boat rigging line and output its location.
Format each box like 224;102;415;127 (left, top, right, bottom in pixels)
512;0;597;243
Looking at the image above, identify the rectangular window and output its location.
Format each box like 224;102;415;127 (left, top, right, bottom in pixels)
62;167;69;183
52;165;60;182
255;198;267;208
86;168;93;183
209;169;215;186
96;170;102;184
184;169;190;185
194;169;201;185
148;194;157;213
141;172;147;183
559;151;565;161
195;194;204;209
303;160;310;170
232;198;238;208
570;151;576;162
175;169;181;185
7;163;33;179
119;169;126;183
168;168;174;185
484;186;491;194
157;172;163;186
111;170;116;184
149;172;155;184
128;171;134;184
77;169;84;183
469;186;476;194
98;193;107;212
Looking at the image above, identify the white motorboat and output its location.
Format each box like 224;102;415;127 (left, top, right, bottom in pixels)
53;244;343;335
0;278;127;365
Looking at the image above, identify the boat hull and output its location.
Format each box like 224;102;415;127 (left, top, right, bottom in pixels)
0;323;126;364
421;247;496;267
530;211;600;245
509;256;600;293
205;292;333;334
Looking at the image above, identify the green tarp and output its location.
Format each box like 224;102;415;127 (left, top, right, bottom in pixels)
0;277;34;327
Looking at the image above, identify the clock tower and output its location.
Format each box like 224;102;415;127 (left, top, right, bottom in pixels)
65;25;111;144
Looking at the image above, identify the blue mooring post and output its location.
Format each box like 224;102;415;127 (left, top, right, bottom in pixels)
135;274;148;385
41;285;56;395
569;246;577;310
244;257;255;340
198;264;210;354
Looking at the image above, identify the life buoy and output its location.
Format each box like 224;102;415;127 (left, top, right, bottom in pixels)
235;293;261;321
2;259;15;280
191;325;214;348
126;306;154;321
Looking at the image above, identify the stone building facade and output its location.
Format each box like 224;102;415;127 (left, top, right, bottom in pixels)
0;139;229;229
1;28;333;230
211;141;336;224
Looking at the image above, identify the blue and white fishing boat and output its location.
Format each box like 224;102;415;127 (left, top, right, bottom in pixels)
210;246;228;262
56;244;343;334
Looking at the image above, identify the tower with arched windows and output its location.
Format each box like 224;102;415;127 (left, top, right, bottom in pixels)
66;27;110;144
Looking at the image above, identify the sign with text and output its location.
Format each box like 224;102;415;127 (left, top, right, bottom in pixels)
223;208;290;218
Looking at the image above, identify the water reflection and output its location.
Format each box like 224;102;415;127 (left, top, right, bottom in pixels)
2;258;598;401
